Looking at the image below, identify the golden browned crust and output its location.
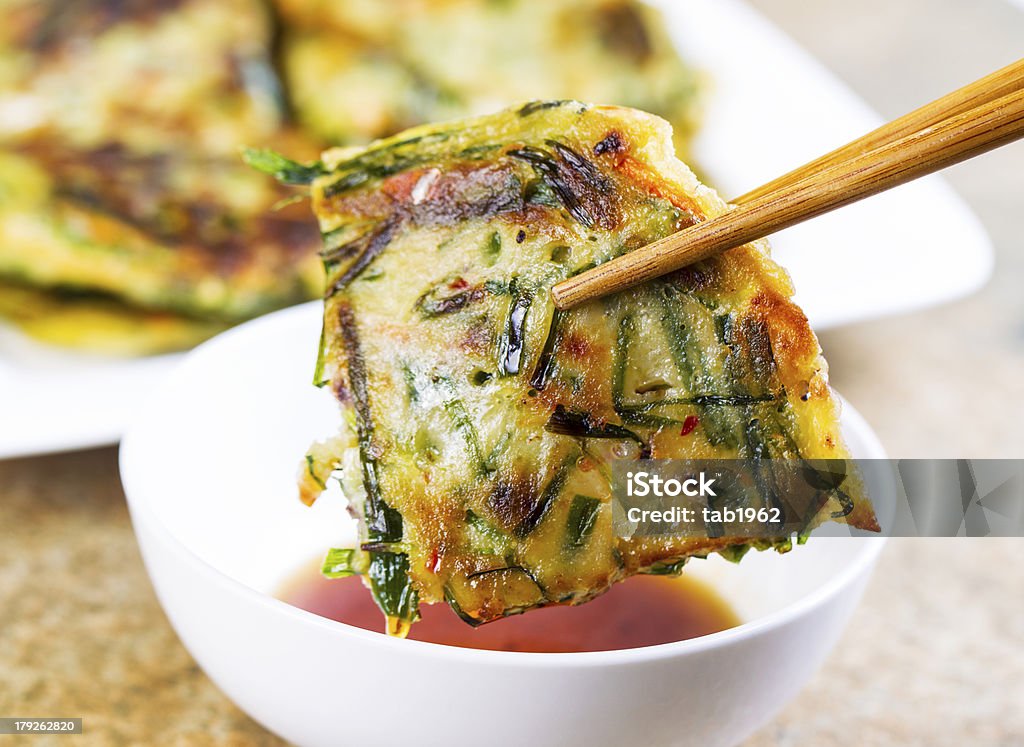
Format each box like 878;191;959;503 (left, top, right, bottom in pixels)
297;102;877;628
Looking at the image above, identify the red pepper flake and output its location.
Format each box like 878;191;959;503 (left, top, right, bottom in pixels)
680;415;700;436
380;168;424;201
578;457;594;472
449;276;469;290
428;547;441;574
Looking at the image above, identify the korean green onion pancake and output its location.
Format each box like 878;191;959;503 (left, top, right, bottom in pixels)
265;102;878;636
0;0;701;354
276;0;702;154
0;0;322;353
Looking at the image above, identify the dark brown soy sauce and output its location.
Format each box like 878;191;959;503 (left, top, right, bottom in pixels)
281;570;739;653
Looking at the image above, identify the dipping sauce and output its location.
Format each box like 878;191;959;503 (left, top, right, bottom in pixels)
280;571;739;653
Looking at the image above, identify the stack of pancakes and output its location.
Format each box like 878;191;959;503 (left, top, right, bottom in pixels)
0;0;700;354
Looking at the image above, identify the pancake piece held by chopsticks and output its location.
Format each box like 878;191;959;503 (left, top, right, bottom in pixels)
254;101;878;634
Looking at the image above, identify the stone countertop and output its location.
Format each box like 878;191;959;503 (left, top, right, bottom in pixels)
2;0;1023;744
2;449;1022;746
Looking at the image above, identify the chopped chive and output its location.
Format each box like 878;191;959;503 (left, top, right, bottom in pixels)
612;313;633;414
326;217;400;298
459;144;502;160
336;302;402;542
243;148;325;185
716;545;751;564
465;509;513;554
321;226;368;260
367;552;419;624
645;558;689;576
312;322;329;388
545;405;649;457
471;370;493;386
414;284;485;318
498;279;533;376
742;416;787;528
464;565;542;589
611;313;673;427
508;141;613;228
322;548;361;578
830;486;855;519
321;170;370;197
482;431;511;474
484;231;502;264
564;495;601;552
656;285;742;445
549;245;571;263
523;178;561;208
484;279;511;295
432;375;488;474
443;395;485;469
529;309;562;390
516;453;576;537
402;364;420;405
444;585;486;627
518;100;571;117
305;454;327;489
618;393;775;415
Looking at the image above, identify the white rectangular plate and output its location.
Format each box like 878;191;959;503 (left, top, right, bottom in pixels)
0;0;994;459
658;0;993;329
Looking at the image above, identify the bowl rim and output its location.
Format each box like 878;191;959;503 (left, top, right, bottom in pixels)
119;304;889;668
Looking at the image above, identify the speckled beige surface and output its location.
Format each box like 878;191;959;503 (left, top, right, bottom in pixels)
0;448;283;747
742;2;1024;743
2;1;1023;745
2;450;1021;746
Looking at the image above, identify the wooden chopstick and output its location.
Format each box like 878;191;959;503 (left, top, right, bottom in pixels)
735;58;1024;204
551;60;1024;311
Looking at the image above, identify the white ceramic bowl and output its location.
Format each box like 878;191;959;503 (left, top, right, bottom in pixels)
120;303;887;747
